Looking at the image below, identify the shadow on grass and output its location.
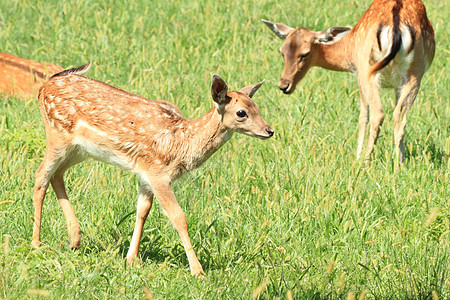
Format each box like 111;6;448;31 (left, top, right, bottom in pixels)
138;235;188;266
406;136;448;166
107;213;229;272
75;232;190;269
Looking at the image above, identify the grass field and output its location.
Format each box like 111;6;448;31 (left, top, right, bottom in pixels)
0;0;448;298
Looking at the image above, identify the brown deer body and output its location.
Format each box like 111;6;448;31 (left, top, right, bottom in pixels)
32;63;273;276
0;53;63;98
263;0;435;165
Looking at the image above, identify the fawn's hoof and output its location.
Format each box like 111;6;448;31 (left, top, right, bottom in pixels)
191;268;205;277
31;239;41;248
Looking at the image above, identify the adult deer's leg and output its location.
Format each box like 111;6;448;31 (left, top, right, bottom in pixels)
356;78;370;159
126;180;154;264
393;76;421;166
362;76;384;158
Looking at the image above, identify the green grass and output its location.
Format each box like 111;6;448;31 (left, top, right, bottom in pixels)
0;0;448;298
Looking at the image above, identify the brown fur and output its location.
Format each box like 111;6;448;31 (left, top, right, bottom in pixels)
32;65;273;276
0;53;63;98
263;0;435;165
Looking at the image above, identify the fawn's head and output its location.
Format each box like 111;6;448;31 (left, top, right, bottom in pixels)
262;19;351;94
211;75;273;139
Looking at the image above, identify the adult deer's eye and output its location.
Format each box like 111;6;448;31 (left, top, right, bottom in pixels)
236;110;247;118
299;52;310;63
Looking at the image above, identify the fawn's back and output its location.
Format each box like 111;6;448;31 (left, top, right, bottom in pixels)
39;73;199;173
38;68;273;181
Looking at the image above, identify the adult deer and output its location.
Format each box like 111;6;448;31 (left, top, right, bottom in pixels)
0;52;63;98
263;0;435;165
31;63;274;276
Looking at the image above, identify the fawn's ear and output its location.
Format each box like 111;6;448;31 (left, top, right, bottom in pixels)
262;19;295;39
239;79;264;98
211;75;230;107
314;26;352;44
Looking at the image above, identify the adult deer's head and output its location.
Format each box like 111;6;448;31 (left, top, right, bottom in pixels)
262;19;351;94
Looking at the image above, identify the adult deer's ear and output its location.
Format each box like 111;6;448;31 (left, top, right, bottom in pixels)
239;79;264;98
211;75;230;109
262;19;295;39
315;26;352;44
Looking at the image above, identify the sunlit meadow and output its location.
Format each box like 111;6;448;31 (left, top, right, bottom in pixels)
0;0;448;298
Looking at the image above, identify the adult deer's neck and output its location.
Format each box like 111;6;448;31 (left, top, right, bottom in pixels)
316;35;357;73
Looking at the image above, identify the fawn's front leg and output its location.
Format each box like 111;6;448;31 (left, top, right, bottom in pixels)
148;175;204;276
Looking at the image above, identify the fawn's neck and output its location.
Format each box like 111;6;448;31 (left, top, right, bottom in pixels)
180;107;233;171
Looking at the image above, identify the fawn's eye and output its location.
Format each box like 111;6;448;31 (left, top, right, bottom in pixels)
236;110;247;118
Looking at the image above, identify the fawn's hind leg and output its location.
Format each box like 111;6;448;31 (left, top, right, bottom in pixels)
50;151;86;247
32;145;85;248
